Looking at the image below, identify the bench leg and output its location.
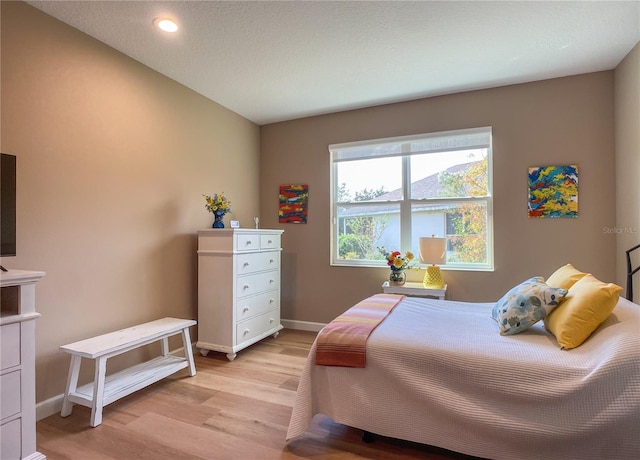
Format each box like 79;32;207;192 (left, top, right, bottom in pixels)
160;337;169;357
181;327;196;376
61;355;81;417
90;357;107;427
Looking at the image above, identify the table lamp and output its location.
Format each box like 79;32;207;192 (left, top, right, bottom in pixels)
419;236;446;289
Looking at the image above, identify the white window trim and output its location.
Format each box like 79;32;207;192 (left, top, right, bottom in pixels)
329;127;494;271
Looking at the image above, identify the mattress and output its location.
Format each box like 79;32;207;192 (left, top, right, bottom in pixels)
287;296;640;460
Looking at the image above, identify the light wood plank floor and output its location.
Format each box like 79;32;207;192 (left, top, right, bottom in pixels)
37;329;479;459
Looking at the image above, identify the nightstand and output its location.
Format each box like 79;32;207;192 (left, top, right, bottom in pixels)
382;281;447;300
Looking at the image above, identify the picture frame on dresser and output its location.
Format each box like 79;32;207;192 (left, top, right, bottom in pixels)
196;228;284;361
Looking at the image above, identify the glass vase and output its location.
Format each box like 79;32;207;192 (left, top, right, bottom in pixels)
389;270;406;286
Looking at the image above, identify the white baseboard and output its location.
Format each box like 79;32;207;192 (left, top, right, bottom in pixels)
36;394;64;421
36;322;325;421
281;318;326;332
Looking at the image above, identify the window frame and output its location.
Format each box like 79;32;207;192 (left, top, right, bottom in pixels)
329;127;494;271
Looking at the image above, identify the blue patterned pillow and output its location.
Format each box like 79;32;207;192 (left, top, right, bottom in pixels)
492;277;567;335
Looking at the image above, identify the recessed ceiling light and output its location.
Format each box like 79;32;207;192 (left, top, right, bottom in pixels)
154;18;178;33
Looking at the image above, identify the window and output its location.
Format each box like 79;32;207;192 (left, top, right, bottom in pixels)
330;127;493;270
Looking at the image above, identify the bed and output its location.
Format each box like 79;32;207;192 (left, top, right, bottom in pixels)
286;295;640;460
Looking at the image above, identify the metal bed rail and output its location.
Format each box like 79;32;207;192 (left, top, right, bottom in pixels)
626;243;640;302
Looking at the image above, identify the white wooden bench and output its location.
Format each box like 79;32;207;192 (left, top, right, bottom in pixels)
59;317;197;427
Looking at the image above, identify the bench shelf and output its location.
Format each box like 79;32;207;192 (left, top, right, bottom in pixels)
67;355;190;408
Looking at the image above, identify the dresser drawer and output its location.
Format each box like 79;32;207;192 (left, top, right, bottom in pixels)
236;271;279;299
260;234;280;250
236;251;280;276
0;417;21;460
235;234;260;252
235;310;280;346
0;323;20;370
1;370;21;420
235;291;279;322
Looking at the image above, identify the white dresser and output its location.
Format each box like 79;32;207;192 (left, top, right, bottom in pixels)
196;229;284;361
1;269;46;460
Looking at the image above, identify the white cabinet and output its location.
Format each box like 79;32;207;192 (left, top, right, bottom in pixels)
196;229;284;361
381;281;448;300
0;269;46;460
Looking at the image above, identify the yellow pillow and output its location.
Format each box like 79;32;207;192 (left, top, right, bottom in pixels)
544;274;622;349
546;263;587;290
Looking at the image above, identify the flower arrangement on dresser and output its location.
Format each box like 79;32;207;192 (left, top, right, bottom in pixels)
203;193;231;228
379;246;415;286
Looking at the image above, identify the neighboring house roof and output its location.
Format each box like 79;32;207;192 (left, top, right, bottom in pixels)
373;160;482;201
340;160;483;218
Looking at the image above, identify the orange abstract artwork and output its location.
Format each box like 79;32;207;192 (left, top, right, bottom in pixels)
279;185;308;223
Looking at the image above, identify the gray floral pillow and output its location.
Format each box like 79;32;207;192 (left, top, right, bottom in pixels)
492;277;567;335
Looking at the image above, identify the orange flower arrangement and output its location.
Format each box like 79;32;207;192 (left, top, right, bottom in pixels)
379;247;415;272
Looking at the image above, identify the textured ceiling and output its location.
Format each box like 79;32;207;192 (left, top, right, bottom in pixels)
27;1;640;125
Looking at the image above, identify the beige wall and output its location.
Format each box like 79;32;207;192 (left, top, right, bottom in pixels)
1;1;260;402
261;73;618;324
615;42;640;301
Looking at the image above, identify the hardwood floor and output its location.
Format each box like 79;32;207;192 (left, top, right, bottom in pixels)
36;329;477;459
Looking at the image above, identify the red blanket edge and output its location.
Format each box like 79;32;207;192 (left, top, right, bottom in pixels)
315;293;406;367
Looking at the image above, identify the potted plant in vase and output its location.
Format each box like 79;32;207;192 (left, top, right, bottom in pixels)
203;193;232;228
379;247;415;286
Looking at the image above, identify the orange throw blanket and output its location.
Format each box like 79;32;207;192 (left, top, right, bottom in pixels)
315;293;406;367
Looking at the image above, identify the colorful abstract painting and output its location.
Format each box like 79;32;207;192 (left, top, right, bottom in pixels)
279;185;308;223
528;165;578;218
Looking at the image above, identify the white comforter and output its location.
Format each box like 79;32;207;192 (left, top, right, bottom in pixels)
287;296;640;460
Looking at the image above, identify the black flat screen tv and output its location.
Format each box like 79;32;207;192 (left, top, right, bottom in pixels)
1;153;17;264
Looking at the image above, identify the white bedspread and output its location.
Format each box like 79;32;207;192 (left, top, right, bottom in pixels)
287;296;640;460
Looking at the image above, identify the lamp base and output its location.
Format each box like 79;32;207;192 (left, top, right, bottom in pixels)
423;265;444;289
